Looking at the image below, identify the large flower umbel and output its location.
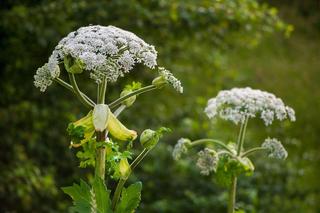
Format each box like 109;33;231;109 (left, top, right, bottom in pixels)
204;87;296;125
34;25;159;91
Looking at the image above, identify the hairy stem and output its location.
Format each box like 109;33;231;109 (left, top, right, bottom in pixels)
190;139;233;154
68;74;94;108
111;149;150;209
54;78;95;106
236;117;249;156
108;85;157;109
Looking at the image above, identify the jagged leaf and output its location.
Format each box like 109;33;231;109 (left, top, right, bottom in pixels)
62;179;112;213
115;182;142;213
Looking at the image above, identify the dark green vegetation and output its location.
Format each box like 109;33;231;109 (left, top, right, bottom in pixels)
0;0;319;212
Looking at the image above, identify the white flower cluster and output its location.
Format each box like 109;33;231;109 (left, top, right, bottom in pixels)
34;25;158;91
158;67;183;93
196;148;218;175
34;63;60;92
172;138;191;160
262;138;288;160
204;87;296;125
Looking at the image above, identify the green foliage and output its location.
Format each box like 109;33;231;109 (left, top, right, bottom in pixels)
1;0;319;212
76;139;96;168
62;178;112;213
115;182;142;213
215;155;254;187
67;124;85;145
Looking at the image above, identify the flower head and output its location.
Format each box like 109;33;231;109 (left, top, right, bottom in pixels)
34;25;159;91
262;138;288;160
154;67;183;93
172;138;191;160
196;148;218;175
204;87;296;125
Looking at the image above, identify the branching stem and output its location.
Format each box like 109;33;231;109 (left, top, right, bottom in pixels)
54;78;95;106
190;139;233;153
108;85;157;109
111;148;150;210
68;74;95;108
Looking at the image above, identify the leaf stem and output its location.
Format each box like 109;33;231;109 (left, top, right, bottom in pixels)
108;85;157;109
68;73;95;108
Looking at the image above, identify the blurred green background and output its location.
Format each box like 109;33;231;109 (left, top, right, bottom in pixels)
0;0;319;212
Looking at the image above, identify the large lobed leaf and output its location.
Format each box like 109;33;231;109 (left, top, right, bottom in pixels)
115;182;142;213
62;178;112;213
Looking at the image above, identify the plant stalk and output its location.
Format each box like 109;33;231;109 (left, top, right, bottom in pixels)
111;148;150;209
94;79;107;180
228;117;249;213
68;73;94;108
108;85;157;109
54;78;95;106
228;176;237;213
190;139;233;153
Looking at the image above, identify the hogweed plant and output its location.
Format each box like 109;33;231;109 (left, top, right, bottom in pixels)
173;87;295;213
34;25;182;212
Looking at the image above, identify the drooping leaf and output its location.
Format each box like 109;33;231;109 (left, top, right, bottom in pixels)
115;182;142;213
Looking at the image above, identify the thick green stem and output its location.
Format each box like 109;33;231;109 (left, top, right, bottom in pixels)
190;139;233;153
228;176;237;213
111;149;150;210
108;85;157;109
95;80;107;180
54;78;95;106
228;117;249;213
68;73;94;108
241;147;268;157
95;131;106;180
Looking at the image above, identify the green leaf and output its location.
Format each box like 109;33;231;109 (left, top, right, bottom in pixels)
62;179;112;213
215;155;255;187
115;182;142;213
92;178;112;213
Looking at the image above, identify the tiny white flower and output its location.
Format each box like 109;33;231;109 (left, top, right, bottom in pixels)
204;87;296;125
34;25;162;91
262;138;288;160
158;67;183;93
172;138;191;160
196;148;219;175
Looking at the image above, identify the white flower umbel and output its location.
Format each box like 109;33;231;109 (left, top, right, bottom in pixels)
262;138;288;160
196;148;218;175
204;87;296;125
158;67;183;93
172;138;191;160
34;25;159;91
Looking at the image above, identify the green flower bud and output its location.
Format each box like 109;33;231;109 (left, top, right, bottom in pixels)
92;104;110;132
152;76;167;89
140;127;170;149
140;129;159;149
120;89;136;107
64;55;85;74
119;158;131;179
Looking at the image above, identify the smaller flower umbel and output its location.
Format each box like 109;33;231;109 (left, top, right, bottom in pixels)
173;87;295;213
